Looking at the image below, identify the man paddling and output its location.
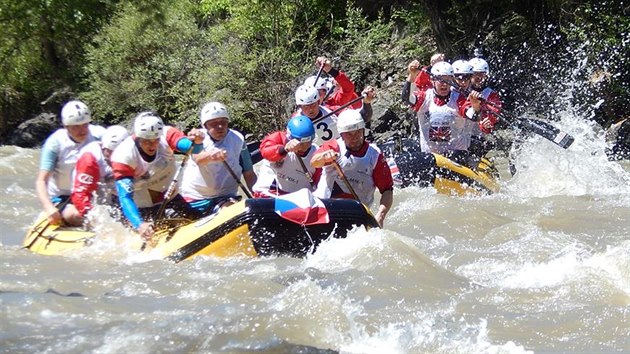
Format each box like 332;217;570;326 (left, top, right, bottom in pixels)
35;100;106;225
402;61;482;166
252;115;321;197
180;102;257;215
310;109;393;227
111;112;201;240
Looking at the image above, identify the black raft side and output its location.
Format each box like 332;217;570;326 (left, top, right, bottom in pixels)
379;138;437;188
247;198;380;257
380;137;494;193
166;198;379;262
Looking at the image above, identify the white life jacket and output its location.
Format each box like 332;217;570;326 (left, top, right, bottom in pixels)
253;144;318;195
299;106;339;146
45;125;105;198
111;128;177;208
314;139;381;206
416;90;471;153
180;129;244;200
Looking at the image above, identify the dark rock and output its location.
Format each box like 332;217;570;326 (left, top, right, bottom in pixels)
9;113;60;148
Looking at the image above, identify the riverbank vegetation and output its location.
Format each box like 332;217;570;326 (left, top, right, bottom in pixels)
1;0;627;144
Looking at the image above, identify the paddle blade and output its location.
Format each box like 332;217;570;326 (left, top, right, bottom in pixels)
517;118;575;149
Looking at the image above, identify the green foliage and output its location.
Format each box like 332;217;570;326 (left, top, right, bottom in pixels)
0;0;118;134
83;1;213;128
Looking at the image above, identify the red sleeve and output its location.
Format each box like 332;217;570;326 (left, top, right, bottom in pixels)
164;126;186;150
478;91;502;133
456;93;473;118
482;90;502;115
71;152;101;216
414;67;433;92
373;153;394;193
314;139;340;155
112;162;136;180
328;70;361;109
411;89;428;112
259;131;288;162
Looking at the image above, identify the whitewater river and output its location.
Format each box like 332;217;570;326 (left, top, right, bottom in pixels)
1;114;629;353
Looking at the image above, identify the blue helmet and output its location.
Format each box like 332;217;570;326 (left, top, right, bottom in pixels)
287;115;315;142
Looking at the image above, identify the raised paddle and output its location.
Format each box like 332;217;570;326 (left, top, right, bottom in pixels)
312;94;366;125
314;61;325;87
223;160;253;198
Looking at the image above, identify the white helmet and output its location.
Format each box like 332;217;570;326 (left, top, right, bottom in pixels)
294;84;319;105
134;112;164;139
337;109;365;134
469;57;489;73
452;60;473;75
102;125;129;151
430;61;454;76
304;75;328;91
201;102;229;127
61;100;91;126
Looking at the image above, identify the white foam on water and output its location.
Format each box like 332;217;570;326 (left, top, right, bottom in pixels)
505;112;630;200
68;205;158;264
500;240;630;299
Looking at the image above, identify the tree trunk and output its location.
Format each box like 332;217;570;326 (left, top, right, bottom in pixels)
420;0;456;56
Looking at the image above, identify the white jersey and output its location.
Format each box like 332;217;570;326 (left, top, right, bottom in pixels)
43;125;105;198
416;90;471;153
180;129;245;200
299;107;339;146
111;128;177;208
314;138;381;207
253;145;318;195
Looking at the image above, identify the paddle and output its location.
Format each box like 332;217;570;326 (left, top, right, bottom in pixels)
223;160;253;198
424;69;575;149
314;62;325;87
24;197;71;250
296;153;314;185
330;159;384;229
312;93;366;125
249;94;367;166
154;148;192;222
331;160;360;201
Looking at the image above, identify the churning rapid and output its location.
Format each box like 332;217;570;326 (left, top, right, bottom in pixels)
1;107;629;353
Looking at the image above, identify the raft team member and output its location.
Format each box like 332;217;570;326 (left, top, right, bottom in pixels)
307;56;362;110
65;125;130;226
36;100;106;225
467;57;502;159
294;84;339;146
452;59;474;91
402;61;482;166
180;102;257;215
411;52;446;92
310;109;393;227
304;56;378;129
111;112;202;240
252;115;321;197
294;84;376;147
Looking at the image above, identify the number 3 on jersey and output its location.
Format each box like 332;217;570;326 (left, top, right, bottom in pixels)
316;121;333;141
